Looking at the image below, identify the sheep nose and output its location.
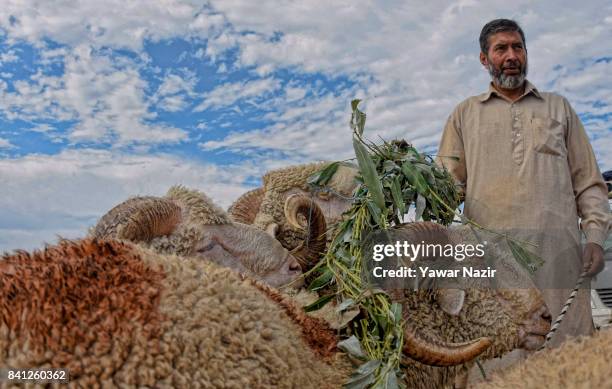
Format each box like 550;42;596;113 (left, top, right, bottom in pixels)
539;305;552;323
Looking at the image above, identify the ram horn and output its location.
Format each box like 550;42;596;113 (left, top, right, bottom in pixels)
228;187;264;224
284;194;327;272
92;196;182;243
402;323;492;366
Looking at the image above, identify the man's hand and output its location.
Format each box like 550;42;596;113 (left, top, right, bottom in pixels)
583;242;605;277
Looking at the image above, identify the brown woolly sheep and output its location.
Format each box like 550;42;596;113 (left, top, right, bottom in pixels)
474;328;612;389
0;221;551;388
228;162;359;271
0;239;350;387
92;185;327;288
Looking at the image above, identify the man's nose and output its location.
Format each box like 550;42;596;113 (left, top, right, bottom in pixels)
505;47;519;61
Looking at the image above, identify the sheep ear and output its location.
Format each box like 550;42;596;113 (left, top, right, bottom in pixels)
265;223;279;238
436;289;465;316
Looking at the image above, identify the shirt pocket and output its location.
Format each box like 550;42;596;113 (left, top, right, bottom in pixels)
530;116;567;157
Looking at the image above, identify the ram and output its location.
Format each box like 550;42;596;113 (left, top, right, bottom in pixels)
91;185;327;288
0;221;552;388
0;238;351;387
474;328;612;388
229;162;359;271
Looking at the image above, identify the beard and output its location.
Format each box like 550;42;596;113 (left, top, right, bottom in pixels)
487;57;528;89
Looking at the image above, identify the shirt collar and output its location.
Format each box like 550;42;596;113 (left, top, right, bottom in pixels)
478;79;542;102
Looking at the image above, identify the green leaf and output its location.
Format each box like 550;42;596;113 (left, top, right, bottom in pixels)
350;100;367;136
390;302;402;324
367;200;383;226
383;160;399;173
356;359;382;376
308;161;340;186
507;239;544;275
372;368;400;389
373;313;389;332
345;360;382;389
415;193;426;221
354;137;386;210
401;161;429;195
391;177;405;215
304;294;335;312
336;298;356;313
337;335;367;359
308;268;334;291
344;373;375;389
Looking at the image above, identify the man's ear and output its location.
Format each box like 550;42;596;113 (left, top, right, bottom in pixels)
479;52;488;67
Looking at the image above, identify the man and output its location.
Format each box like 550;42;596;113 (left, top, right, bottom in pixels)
437;18;611;353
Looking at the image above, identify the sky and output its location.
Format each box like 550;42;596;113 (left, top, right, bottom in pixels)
0;0;610;252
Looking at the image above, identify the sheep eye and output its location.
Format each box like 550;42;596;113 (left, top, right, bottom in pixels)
197;242;216;253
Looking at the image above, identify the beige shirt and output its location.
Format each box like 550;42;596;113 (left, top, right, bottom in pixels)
437;80;611;344
438;80;610;247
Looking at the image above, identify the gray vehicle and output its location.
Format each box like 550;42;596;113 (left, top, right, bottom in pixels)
592;192;612;329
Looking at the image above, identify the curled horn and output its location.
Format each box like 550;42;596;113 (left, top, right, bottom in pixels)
228;187;264;224
396;221;492;365
403;323;492;366
284;194;327;272
92;196;182;243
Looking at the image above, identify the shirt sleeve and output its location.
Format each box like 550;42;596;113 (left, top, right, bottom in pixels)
436;107;467;201
564;98;611;247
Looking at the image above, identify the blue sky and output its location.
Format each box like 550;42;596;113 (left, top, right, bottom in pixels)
0;0;610;252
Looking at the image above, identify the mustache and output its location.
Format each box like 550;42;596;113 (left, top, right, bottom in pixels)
502;61;522;70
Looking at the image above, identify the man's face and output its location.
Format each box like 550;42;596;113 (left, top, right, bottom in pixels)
480;31;527;90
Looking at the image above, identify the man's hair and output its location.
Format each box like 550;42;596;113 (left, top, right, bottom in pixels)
479;19;526;54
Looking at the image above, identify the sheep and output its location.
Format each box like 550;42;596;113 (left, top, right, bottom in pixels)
91;185;328;288
473;328;612;389
0;238;352;388
228;162;359;270
0;221;552;388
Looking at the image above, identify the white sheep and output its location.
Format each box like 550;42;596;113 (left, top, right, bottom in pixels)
474;328;612;388
229;162;359;271
92;185;328;288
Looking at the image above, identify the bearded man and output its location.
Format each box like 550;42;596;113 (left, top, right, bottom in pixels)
437;17;611;355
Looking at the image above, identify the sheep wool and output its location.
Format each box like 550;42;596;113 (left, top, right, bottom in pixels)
255;162;358;250
166;185;231;226
0;239;351;388
475;328;612;389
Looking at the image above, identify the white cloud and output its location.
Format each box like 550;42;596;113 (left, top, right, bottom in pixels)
194;77;281;111
0;49;19;63
0;1;225;51
0;45;188;145
0;137;15;149
153;72;198;112
0;148;261;253
200;0;611;168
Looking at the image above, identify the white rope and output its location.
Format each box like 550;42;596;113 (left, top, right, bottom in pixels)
538;271;588;350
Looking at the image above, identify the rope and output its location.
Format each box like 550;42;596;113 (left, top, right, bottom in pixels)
538;271;588;350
